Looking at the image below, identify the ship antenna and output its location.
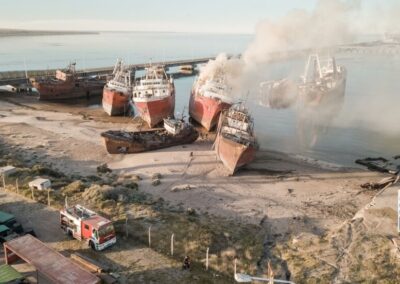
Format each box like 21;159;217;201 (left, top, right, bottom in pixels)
181;106;186;120
23;57;29;85
242;91;250;107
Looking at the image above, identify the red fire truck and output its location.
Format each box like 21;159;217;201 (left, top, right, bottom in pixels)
60;205;116;251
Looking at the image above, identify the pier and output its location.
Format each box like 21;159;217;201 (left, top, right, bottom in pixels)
0;57;215;87
1;40;399;88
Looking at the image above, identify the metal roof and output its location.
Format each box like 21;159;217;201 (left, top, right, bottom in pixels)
4;235;100;284
0;166;16;176
0;211;15;224
28;178;51;185
0;224;10;233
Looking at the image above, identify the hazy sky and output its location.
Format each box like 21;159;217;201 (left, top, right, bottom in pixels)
0;0;395;34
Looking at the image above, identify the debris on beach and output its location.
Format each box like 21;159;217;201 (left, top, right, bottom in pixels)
151;173;162;179
171;184;195;192
360;174;400;191
152;179;161;186
97;163;112;174
355;157;400;174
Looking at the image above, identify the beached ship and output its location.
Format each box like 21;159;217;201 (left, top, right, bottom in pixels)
131;65;175;127
189;75;234;131
30;62;104;100
102;59;133;116
179;65;194;75
101;118;198;154
298;54;346;108
259;78;297;109
214;104;258;174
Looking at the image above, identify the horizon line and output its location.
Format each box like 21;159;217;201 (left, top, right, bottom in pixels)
0;27;254;36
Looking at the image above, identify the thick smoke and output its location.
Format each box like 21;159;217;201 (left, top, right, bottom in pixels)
197;0;400;148
243;0;358;65
199;0;359;95
197;53;243;92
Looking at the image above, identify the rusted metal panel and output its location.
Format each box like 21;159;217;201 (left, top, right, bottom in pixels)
4;234;100;284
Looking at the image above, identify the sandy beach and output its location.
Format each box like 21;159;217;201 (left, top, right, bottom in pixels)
0;94;399;282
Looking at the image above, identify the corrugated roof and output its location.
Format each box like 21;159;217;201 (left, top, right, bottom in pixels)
0;224;10;233
0;166;16;176
0;211;15;224
5;235;100;284
0;264;23;283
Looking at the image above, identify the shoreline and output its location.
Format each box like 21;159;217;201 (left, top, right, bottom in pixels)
1;94;399;282
0;28;98;37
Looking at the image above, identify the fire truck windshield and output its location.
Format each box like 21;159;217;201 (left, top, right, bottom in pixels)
98;224;114;237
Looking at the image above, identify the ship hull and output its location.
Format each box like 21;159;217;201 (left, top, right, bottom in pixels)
133;94;175;127
215;134;256;175
299;72;346;108
33;81;104;101
102;86;130;116
189;91;232;131
101;127;198;154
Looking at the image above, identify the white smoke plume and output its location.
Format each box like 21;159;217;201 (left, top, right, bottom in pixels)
199;0;360;97
243;0;359;66
197;53;243;89
199;0;399;88
200;0;400;149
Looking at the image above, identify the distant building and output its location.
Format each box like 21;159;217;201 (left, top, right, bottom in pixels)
28;178;51;190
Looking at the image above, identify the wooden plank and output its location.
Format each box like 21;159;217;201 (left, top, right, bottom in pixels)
70;253;107;273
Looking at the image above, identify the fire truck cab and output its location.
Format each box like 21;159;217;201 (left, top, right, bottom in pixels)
60;205;116;251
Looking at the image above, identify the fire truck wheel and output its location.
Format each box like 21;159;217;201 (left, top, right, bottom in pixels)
89;240;96;250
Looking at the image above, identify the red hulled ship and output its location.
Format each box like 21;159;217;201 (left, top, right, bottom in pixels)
189;76;234;131
132;66;175;127
102;59;133;116
214;104;258;174
30;63;104;100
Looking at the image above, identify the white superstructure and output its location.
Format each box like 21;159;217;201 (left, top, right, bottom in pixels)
105;59;132;94
193;76;234;104
132;66;174;103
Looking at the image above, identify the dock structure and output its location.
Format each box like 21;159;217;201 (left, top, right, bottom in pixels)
1;40;399;88
0;57;214;87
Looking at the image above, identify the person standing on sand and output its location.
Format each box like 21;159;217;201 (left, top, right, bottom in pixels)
182;255;191;270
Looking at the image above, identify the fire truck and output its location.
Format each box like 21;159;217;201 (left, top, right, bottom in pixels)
60;205;116;251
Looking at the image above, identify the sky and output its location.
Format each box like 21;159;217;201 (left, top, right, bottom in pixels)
0;0;396;34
